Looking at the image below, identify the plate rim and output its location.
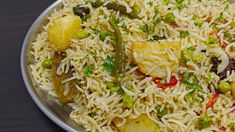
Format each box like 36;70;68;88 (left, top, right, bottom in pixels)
20;0;77;131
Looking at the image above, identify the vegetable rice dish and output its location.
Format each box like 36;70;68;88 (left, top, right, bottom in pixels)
30;0;235;131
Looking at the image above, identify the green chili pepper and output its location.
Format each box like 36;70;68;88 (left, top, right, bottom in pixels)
109;16;125;86
90;0;139;19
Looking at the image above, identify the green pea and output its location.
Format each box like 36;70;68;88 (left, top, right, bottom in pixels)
123;94;134;108
42;60;52;69
155;106;168;118
165;13;175;23
198;115;212;129
218;82;231;94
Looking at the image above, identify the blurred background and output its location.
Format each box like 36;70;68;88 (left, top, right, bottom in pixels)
0;0;64;131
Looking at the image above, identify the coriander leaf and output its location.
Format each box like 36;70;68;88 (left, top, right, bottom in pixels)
139;24;149;33
117;86;125;94
180;31;189;38
103;56;116;72
83;64;95;77
113;18;121;24
154;6;159;14
153;17;161;25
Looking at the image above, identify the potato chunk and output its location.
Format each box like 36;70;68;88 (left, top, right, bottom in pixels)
47;14;82;52
117;115;159;132
132;42;181;78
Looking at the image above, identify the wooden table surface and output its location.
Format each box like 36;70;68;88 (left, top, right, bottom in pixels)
0;0;64;131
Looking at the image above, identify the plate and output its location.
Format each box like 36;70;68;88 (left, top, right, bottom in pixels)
20;0;83;131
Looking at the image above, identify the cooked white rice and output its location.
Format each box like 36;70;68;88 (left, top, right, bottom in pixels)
30;0;235;131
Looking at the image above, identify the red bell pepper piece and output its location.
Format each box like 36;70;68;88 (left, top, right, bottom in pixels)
155;76;178;89
206;93;220;109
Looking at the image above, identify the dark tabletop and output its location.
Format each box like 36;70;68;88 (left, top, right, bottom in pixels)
0;0;65;131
